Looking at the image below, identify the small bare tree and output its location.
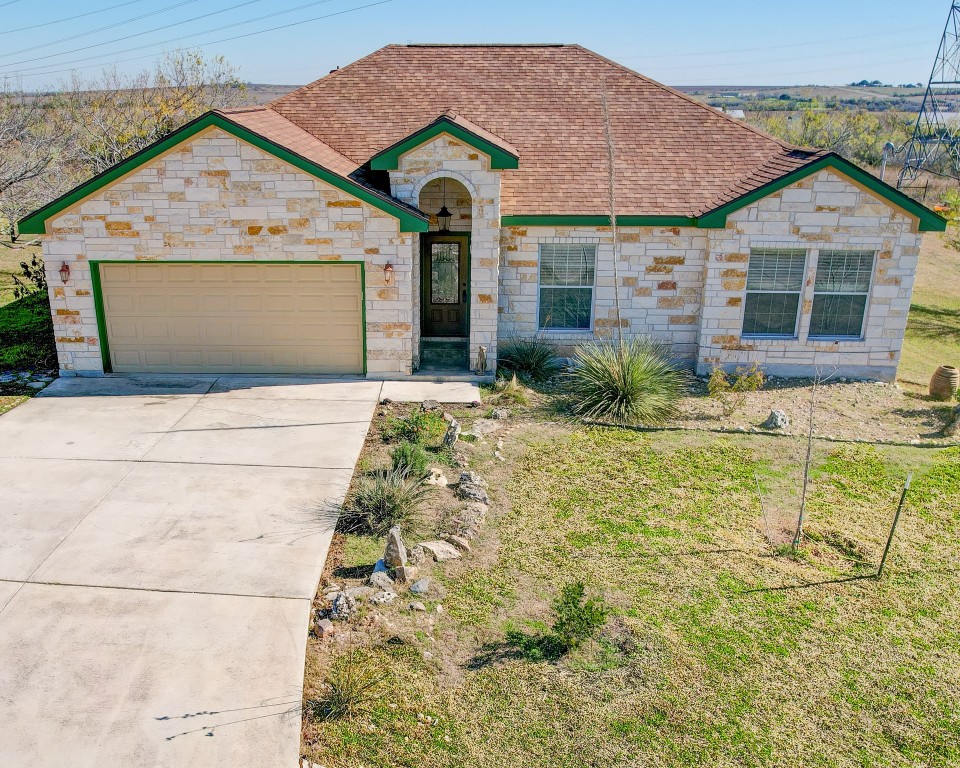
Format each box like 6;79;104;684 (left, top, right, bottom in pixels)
792;366;837;551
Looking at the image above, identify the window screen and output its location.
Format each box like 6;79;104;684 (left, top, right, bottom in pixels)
742;248;806;336
538;243;596;330
808;250;874;338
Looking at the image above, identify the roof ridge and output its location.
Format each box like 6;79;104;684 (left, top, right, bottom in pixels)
569;44;813;155
403;42;571;47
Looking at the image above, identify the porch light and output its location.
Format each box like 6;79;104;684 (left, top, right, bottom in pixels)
383;261;394;283
59;262;70;283
436;205;452;232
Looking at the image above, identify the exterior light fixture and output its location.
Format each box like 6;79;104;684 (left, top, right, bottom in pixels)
383;261;394;283
59;262;70;283
436;204;452;232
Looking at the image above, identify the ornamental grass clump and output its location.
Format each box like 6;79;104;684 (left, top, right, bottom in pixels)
566;336;686;426
306;646;386;722
390;440;431;478
342;468;432;537
497;337;564;383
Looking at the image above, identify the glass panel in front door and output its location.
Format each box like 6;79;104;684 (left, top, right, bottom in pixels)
431;242;460;304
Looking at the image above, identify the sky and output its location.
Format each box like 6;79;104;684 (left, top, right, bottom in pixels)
0;0;956;90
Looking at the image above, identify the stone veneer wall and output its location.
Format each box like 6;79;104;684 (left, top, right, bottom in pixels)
498;224;708;359
388;134;502;370
697;170;923;381
42;127;415;376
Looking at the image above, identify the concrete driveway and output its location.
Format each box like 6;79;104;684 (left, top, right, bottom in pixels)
0;375;472;767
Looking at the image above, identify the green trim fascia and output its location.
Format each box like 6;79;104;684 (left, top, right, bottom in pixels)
697;153;947;232
19;112;429;234
88;260;369;376
370;118;519;171
89;262;111;373
501;215;697;227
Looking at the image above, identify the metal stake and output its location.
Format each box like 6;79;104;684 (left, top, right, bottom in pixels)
877;473;912;579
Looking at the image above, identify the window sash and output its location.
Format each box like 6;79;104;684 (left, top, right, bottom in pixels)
808;250;874;338
742;248;806;337
538;243;596;330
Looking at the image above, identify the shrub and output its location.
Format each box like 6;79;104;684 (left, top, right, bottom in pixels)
381;408;447;444
390;441;430;478
342;468;432;536
488;373;530;405
506;581;610;661
565;337;686;426
497;337;563;383
12;254;48;300
0;293;56;372
305;647;386;721
707;363;765;416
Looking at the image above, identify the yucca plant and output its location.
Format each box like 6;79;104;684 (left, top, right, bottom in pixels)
566;337;686;426
497;337;563;383
342;467;433;536
305;646;386;721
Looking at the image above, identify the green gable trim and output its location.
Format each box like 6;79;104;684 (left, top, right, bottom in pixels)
370;117;520;171
501;215;698;227
19;112;429;235
697;153;947;232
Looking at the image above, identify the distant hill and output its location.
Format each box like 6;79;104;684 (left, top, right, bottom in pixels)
674;84;942;114
239;83;301;105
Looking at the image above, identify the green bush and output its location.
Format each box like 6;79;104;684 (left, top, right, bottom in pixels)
707;362;765;417
506;581;610;661
342;468;433;536
305;647;386;721
566;337;686;426
0;293;56;372
390;441;430;478
497;337;563;383
382;408;447;444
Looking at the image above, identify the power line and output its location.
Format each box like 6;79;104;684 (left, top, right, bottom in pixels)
7;0;394;83
0;0;28;7
0;1;152;37
0;0;337;72
0;0;247;62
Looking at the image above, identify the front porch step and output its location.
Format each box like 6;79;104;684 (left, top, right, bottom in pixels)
419;339;469;373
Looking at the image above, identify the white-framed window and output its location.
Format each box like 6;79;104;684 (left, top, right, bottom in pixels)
808;249;875;339
742;247;807;337
538;242;596;330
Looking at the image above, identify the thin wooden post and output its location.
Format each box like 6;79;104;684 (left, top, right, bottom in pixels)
877;473;912;579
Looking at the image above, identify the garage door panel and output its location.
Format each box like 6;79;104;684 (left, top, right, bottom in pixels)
98;262;364;374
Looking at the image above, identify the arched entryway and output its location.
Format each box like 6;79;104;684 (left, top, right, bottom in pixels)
417;177;472;371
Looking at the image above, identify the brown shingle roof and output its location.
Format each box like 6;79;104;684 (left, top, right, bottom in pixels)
267;44;824;218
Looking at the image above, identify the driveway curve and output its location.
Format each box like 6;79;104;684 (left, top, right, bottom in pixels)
0;375;383;767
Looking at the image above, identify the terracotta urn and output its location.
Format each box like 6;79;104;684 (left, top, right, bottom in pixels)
930;365;960;401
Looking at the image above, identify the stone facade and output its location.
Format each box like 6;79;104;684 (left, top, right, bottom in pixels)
388;134;502;370
42;127;415;376
39;129;925;382
697;170;922;381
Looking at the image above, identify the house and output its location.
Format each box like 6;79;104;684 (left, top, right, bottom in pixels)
20;44;946;381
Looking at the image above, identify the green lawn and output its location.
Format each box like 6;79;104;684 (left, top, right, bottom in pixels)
0;293;56;372
305;427;960;768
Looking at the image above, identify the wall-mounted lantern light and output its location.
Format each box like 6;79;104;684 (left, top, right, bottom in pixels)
436;205;452;233
59;262;71;283
383;262;394;283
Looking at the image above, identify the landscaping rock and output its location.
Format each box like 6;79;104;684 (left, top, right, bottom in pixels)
418;540;462;562
344;586;375;600
380;397;392;405
370;590;397;605
393;565;417;584
409;578;431;595
329;593;356;621
368;571;395;591
383;526;407;568
491;408;510;420
763;409;790;430
444;534;472;553
425;468;449;486
442;418;462;447
408;545;426;565
408;601;427;612
313;618;336;639
456;471;489;504
421;399;440;411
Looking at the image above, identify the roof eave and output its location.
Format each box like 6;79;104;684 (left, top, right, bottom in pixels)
369;116;520;171
19;111;429;235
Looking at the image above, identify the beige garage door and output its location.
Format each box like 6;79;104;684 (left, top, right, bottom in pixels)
98;262;364;374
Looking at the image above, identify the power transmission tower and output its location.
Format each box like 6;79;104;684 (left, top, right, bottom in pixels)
884;2;960;191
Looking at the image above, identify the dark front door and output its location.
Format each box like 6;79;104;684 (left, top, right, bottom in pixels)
421;233;469;337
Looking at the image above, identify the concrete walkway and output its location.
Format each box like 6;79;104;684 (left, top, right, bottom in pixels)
0;375;479;767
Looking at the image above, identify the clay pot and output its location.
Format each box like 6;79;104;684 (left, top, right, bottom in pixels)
929;365;960;401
